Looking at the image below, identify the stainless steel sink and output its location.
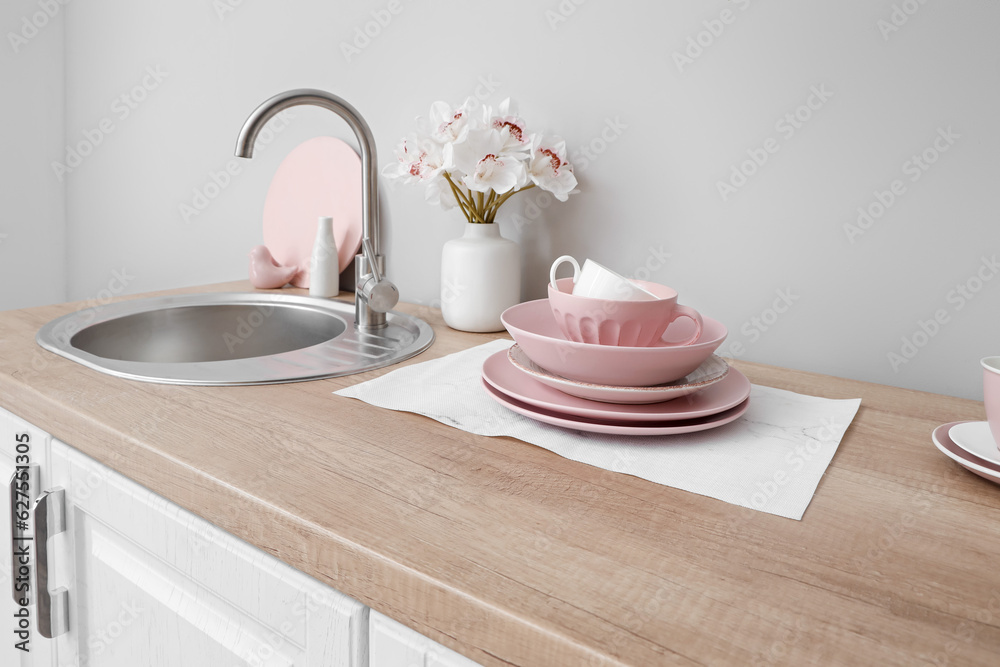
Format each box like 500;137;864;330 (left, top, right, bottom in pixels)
36;292;434;385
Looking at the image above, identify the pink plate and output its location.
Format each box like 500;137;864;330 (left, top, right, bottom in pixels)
507;345;730;405
931;422;1000;485
483;380;750;436
483;349;749;422
262;136;364;287
501;299;727;387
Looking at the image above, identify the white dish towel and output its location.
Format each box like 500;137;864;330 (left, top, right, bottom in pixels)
336;340;862;520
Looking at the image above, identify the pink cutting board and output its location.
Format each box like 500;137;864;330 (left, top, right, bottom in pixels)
262;136;363;287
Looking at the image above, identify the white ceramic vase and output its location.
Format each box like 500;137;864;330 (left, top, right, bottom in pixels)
441;223;521;332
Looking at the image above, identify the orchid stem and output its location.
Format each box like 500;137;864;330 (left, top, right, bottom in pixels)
485;184;535;221
444;173;486;223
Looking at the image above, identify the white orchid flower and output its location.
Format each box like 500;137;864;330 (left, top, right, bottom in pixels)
387;97;578;224
381;134;445;185
427;98;480;145
528;135;577;201
483;98;531;153
491;115;531;153
447;128;528;194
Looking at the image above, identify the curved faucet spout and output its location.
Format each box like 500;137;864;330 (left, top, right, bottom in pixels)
235;88;394;329
235;88;379;254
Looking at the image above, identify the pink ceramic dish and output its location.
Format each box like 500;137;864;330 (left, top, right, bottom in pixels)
483;380;750;436
262;136;363;287
548;278;702;347
982;357;1000;450
482;349;750;422
507;345;730;405
501;299;727;387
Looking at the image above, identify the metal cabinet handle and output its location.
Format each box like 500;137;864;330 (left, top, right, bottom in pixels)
8;463;38;604
32;488;69;638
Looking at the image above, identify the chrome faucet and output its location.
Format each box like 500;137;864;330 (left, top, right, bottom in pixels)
235;88;398;329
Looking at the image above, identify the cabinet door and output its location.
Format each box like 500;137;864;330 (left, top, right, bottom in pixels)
45;438;368;667
370;611;481;667
0;406;56;666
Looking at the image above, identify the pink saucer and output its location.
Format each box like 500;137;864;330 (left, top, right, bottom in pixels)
507;345;730;405
483;380;750;436
262;136;364;287
501;299;727;387
931;422;1000;485
483;349;750;422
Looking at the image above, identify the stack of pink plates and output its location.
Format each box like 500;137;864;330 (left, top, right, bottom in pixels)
483;300;751;436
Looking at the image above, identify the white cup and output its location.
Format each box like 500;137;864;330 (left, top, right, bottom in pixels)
549;256;656;301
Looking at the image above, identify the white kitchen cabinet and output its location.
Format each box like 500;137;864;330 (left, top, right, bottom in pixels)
3;405;492;667
1;406;368;666
370;611;481;667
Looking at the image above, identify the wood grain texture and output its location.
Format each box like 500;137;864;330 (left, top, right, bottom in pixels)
1;281;998;666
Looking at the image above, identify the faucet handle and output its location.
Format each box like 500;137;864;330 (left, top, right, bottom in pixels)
358;238;399;313
361;238;383;283
359;277;399;313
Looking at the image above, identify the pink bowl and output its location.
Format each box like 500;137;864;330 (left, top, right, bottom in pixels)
983;357;1000;450
547;278;702;347
501;299;727;387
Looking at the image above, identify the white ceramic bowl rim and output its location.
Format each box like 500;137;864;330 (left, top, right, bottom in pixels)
551;277;677;302
981;357;1000;374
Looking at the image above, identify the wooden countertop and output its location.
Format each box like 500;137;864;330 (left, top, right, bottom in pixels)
1;281;998;666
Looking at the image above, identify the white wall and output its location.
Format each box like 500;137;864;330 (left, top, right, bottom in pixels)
9;0;1000;400
0;0;65;310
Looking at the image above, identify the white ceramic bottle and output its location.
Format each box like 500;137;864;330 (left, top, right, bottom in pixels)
309;216;339;297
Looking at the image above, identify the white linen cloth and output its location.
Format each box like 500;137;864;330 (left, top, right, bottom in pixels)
335;340;861;520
